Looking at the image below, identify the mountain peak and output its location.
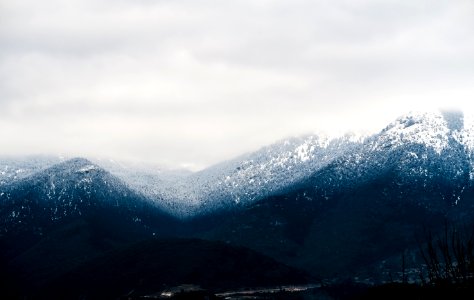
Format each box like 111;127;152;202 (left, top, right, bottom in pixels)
63;157;94;166
383;111;443;130
376;111;451;154
54;158;102;174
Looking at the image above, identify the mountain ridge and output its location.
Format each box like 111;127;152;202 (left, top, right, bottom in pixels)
2;110;473;219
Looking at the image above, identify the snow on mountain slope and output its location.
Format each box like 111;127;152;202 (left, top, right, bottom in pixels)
301;111;472;210
0;158;159;234
461;113;474;149
0;156;63;187
190;133;365;211
90;158;199;217
3;111;474;219
369;111;469;180
370;111;451;154
94;133;366;217
457;113;474;180
90;111;474;217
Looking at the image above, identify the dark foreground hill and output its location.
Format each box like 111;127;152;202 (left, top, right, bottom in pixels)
33;238;310;299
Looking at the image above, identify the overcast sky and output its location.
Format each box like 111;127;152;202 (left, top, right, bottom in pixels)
1;0;474;170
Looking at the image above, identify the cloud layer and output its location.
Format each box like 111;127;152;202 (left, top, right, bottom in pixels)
1;0;474;169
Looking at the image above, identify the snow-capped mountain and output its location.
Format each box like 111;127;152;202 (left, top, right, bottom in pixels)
93;133;365;217
0;155;63;186
296;111;472;210
195;111;474;279
189;133;365;211
372;110;469;189
2;110;474;219
95;110;474;217
0;158;172;236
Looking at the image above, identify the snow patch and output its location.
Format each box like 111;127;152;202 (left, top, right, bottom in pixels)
77;165;98;173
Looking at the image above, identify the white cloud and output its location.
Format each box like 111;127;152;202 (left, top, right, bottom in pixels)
1;0;474;169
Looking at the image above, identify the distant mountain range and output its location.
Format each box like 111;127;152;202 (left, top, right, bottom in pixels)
2;110;474;298
2;110;474;217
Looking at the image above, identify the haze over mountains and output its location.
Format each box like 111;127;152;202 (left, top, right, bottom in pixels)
2;110;473;217
2;110;474;298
